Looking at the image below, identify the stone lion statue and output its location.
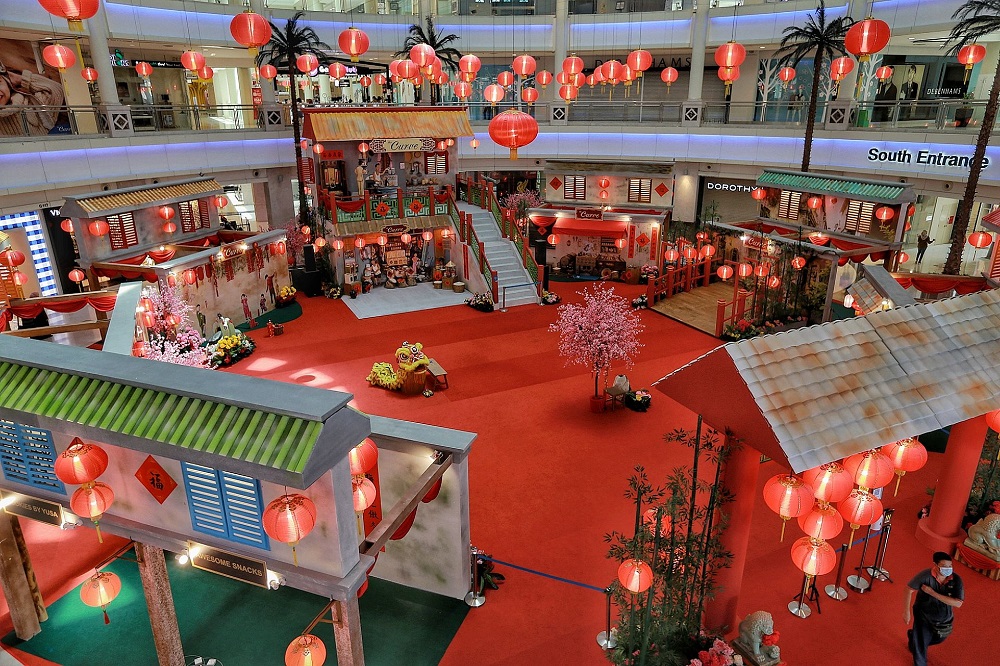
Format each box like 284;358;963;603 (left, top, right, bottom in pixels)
966;513;1000;556
737;611;780;663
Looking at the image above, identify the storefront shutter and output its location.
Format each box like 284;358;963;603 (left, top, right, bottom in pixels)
196;200;211;229
845;201;875;234
182;462;231;540
778;191;801;221
219;471;269;549
179;201;197;233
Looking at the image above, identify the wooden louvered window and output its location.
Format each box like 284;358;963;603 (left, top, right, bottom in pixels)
990;249;1000;280
778;191;801;221
196;200;211;229
627;178;652;203
181;462;270;550
845;200;875;234
0;420;65;494
107;212;138;250
424;152;448;174
179;201;197;233
564;175;586;200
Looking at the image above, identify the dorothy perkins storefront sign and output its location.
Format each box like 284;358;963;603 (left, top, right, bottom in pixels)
191;544;269;588
867;147;989;169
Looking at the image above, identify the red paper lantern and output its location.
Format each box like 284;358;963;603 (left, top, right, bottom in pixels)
547;234;559;245
37;0;99;31
11;270;27;286
81;67;99;82
958;44;987;72
845;17;891;60
483;84;505;106
791;256;807;270
615;237;627;250
521;87;539;106
717;265;734;280
617;559;653;594
797;502;844;540
88;220;110;237
754;263;771;277
683;246;698;260
718;66;740;85
536;70;553;87
737;262;753;278
377;234;388;246
158;206;176;221
181;51;206;72
663;249;680;262
139;311;155;328
790;537;837;576
875;65;894;81
830;56;855;81
331;238;344;251
453;81;472;99
838;489;883;542
70;481;115;540
296;54;319;74
488;109;539;160
1;249;25;267
358;142;370;154
55;438;108;485
198;66;214;81
844;449;895;490
374;73;387;86
162;221;177;234
603;60;625;83
763;473;814;541
164;313;182;327
562;55;584;75
767;275;781;289
874;206;895;221
349;438;379;475
968;231;993;248
352;476;377;512
42;44;76;71
512;55;536;77
700;245;717;259
881;437;928;495
214;195;229;208
778;66;796;85
230;10;272;57
79;571;122;624
627;49;652;76
807;196;823;209
312;143;325;156
329;62;347;80
339;27;369;62
139;297;154;313
899;251;910;263
558;85;578;103
751;187;767;201
715;41;746;68
469;138;480;150
495;71;514;87
596;177;611;189
459;54;482;74
410;44;435;68
135;61;153;77
660;67;679;87
259;64;278;80
399;233;412;245
69;268;86;283
285;634;327;666
354;237;365;249
182;269;196;285
987;408;1000;433
262;494;318;565
276;241;286;255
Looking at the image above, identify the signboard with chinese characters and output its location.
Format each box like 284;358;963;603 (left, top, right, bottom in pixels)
191;544;269;588
134;455;178;504
1;491;64;526
370;138;435;153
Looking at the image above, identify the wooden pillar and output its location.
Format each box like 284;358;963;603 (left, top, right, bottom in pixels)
0;513;43;640
332;597;365;666
10;516;46;624
134;542;185;666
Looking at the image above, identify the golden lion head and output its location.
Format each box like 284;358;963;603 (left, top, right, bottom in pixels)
395;341;429;372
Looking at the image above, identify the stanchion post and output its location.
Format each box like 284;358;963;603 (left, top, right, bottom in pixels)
847;527;874;593
596;585;618;649
787;573;812;618
867;509;895;584
464;546;486;607
825;543;849;601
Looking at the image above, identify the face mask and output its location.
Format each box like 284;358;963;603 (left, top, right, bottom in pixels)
938;566;953;577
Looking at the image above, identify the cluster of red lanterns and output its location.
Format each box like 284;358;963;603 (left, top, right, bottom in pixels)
55;438;115;544
352;438;379;513
0;248;28;288
714;41;746;94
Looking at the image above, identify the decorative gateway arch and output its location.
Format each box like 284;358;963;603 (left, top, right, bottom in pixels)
0;335;474;666
655;288;1000;631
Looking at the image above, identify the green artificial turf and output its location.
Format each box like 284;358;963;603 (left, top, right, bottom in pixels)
236;301;303;332
4;555;467;666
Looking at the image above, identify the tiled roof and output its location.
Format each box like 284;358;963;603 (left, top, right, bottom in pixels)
305;108;474;142
656;289;1000;472
756;170;910;203
63;179;223;218
333;215;451;237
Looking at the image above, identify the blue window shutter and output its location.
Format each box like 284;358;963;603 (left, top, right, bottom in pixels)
0;420;65;494
182;462;230;540
220;471;269;550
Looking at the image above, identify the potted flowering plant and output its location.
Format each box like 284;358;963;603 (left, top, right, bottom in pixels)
721;319;762;341
465;292;494;312
541;290;561;305
639;264;659;284
209;333;256;368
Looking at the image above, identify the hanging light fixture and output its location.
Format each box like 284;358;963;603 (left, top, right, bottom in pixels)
762;473;814;541
843;449;895;490
881;438;928;496
547;234;559;246
80;571;122;624
230;9;272;58
181;51;206;72
399;233;412;245
469;138;479;150
837;489;883;546
617;559;653;594
802;461;853;503
262;494;318;566
354;237;366;249
42;44;76;71
422;230;434;242
488;109;539;160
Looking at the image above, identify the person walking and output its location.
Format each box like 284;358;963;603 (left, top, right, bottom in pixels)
915;230;934;264
904;551;964;666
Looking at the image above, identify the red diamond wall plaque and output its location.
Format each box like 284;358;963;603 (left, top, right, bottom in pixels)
135;455;178;504
549;177;563;191
636;233;650;247
654;183;670;198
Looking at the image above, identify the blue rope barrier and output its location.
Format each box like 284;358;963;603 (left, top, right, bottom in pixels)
834;528;884;553
478;555;607;594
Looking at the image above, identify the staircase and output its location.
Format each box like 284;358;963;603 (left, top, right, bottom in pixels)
455;201;539;308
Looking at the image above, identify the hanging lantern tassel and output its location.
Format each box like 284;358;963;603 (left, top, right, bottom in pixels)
290;541;299;567
848;522;859;548
779;515;789;542
102;604;111;625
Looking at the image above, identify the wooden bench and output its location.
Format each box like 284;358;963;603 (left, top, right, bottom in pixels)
427;359;448;390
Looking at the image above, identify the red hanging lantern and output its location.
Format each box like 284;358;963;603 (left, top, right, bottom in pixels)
55;438;109;485
262;494;318;566
469;138;480;150
899;251;910;263
615;238;627;250
436;140;447;151
683;246;698;260
397;59;419;79
603;60;625;83
198;66;214;81
375;234;387;247
391;508;418;540
521;87;539;106
838;489;883;546
558;85;578;104
617;559;653;594
37;0;99;32
700;245;717;259
762;473;814;541
830;56;855;81
354;237;366;249
162;221;177;234
11;271;27;286
409;44;435;68
349;438;379;475
70;482;115;542
483;84;505;106
329;63;347;80
399;232;412;245
627;49;652;76
737;262;753;278
562;55;584;75
139;297;154;313
259;64;277;80
663;249;680;263
440;228;452;240
767;275;781;289
230;10;272;58
296;54;319;74
81;67;99;82
69;268;86;283
844;449;895;490
798;502;844;540
79;571;122;625
139;311;155;328
497;71;515;87
716;265;734;280
358;142;370;154
339;27;370;62
164;313;182;327
547;234;559;245
331;238;344;251
512;55;536;77
968;231;993;248
751;187;767;201
301;225;311;236
958;44;987;82
352;475;377;512
660;67;679;87
874;206;895;221
276;241;286;255
845;17;891;61
790;536;837;577
808;231;829;245
42;44;76;71
875;65;894;81
459;54;482;75
422;230;434;242
132;340;148;357
181;51;206;72
285;634;327;666
597;177;611;189
791;256;807;270
718;66;740;89
1;249;25;267
488;109;539;160
374;73;387;86
135;61;153;77
715;41;747;68
536;70;553;88
453;81;472;99
183;269;196;285
158;206;176;221
88;220;110;237
778;66;796;86
312;143;325;156
214;195;229;208
807;196;823;209
754;263;771;277
881;437;928;496
987;409;1000;433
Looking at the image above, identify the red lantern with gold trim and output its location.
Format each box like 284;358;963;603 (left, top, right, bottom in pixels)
80;571;122;624
55;438;109;485
763;473;814;541
42;44;76;71
285;634;327;666
262;494;318;566
715;41;746;68
69;268;86;284
230;10;272;58
339;27;370;62
259;64;277;80
488;109;539;160
617;559;653;594
181;51;206;72
38;0;99;32
70;482;115;543
845;17;891;61
296;54;319;74
88;220;110;237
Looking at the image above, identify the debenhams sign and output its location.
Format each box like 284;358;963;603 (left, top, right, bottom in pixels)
867;147;989;169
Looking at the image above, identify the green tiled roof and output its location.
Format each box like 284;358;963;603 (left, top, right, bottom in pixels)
0;336;370;488
757;170;909;203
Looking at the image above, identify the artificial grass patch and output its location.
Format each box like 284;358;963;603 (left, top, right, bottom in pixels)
236;301;303;332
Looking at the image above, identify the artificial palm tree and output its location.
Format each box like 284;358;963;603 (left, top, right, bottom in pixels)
774;0;852;172
395;17;462;105
943;0;1000;275
257;12;331;231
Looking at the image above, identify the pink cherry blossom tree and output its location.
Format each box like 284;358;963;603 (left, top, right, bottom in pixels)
141;281;209;368
549;283;644;398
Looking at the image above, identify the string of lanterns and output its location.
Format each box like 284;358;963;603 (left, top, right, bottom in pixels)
54;438;115;543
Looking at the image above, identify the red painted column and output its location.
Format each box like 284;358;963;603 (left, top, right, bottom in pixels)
704;440;761;634
916;414;988;553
